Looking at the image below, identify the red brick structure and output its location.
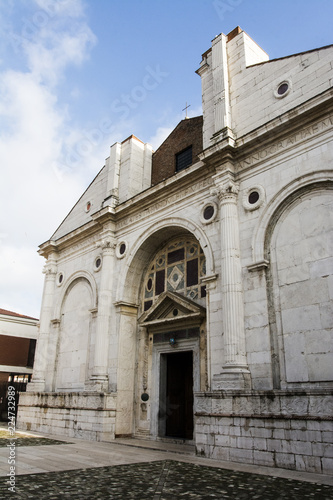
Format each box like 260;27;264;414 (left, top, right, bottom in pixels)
151;116;203;185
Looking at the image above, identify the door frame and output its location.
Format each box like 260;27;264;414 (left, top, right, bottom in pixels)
151;335;200;441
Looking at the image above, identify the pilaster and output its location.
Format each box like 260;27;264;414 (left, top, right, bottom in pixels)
213;173;251;390
27;253;57;392
87;229;116;392
115;302;138;436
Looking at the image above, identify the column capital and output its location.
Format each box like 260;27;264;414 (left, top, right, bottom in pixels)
42;252;58;276
42;263;57;276
96;237;116;253
212;177;239;202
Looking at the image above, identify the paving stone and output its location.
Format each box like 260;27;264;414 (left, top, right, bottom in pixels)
0;460;332;499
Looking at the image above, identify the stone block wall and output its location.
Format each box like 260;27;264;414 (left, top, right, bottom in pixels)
194;390;333;474
17;392;117;442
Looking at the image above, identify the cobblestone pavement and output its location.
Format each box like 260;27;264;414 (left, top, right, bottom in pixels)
0;435;69;447
0;430;68;448
0;460;332;499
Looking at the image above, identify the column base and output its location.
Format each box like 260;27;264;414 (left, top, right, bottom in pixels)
25;379;46;392
212;369;252;390
86;375;109;393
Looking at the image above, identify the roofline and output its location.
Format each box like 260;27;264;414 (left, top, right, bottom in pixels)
0;308;39;321
248;43;333;68
199;26;332;68
152;115;203;155
121;134;145;145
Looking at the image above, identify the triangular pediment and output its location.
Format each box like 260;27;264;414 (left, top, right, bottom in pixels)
138;291;206;327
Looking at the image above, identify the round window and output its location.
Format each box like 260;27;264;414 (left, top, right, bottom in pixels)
201;201;218;224
248;191;260;205
277;82;289;95
274;79;291;99
116;240;128;259
204;205;214;220
57;272;64;286
243;185;265;211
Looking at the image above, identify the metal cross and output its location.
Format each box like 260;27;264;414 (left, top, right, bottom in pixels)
182;102;191;118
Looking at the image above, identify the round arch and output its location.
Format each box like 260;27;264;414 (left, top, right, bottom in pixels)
54;270;98;319
250;171;333;267
116;217;216;304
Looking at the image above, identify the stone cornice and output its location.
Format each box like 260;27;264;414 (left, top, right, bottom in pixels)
38;220;99;259
199;88;333;173
199;136;236;167
38;89;333;258
114;160;214;229
235;88;333;171
91;206;116;225
39;159;214;257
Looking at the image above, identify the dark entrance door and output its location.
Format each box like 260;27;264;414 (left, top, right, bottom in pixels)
165;351;193;439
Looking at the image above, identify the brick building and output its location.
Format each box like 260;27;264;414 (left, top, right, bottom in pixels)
18;27;333;474
0;309;38;420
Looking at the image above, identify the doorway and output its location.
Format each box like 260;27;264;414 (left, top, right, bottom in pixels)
160;351;193;440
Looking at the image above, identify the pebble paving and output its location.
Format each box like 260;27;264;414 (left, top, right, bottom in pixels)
0;460;332;499
0;430;69;448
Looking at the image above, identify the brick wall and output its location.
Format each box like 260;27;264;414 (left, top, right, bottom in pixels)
0;335;30;367
151;116;203;186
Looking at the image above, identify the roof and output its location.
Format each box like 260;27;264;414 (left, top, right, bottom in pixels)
0;308;39;321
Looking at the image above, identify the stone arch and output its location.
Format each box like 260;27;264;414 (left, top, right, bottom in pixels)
250;171;333;267
263;179;333;388
115;218;212;438
54;272;97;391
54;270;97;320
117;217;215;305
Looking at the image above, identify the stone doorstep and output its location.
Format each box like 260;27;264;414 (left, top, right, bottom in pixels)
114;437;195;456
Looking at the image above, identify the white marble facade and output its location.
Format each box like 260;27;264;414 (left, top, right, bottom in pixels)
18;27;333;474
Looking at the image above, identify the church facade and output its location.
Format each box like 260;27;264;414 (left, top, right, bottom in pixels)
18;27;333;474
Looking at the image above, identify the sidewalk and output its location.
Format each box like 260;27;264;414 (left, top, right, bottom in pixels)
0;426;332;498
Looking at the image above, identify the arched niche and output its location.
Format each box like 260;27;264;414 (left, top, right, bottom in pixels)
264;183;333;388
54;275;95;391
250;172;333;268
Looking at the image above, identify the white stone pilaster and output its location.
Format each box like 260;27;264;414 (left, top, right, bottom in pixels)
213;176;251;390
105;142;121;207
115;302;138;436
212;33;231;135
27;253;57;392
89;233;116;392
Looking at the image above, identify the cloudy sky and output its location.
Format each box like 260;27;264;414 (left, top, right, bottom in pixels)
0;0;332;318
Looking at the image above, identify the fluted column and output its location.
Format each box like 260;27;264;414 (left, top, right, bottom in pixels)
213;176;251;390
115;302;138;436
89;233;116;392
27;253;57;392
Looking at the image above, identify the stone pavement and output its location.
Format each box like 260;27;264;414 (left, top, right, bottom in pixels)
0;427;332;499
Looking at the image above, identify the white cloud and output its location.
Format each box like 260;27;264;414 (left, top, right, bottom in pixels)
148;105;202;150
0;245;43;318
148;126;174;151
0;0;100;317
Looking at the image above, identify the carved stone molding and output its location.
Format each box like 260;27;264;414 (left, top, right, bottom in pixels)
43;264;57;276
96;238;116;253
212;177;239;203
